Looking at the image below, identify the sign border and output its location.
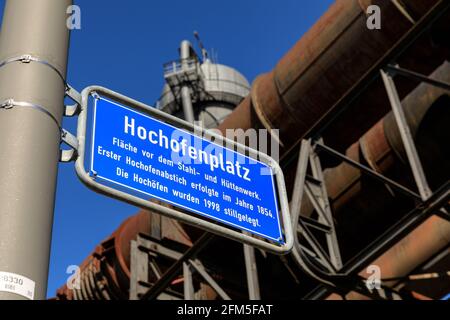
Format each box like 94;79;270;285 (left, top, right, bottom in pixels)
91;96;283;242
75;86;293;254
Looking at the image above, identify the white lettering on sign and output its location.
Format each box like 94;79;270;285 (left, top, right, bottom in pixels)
123;116;252;181
0;271;35;300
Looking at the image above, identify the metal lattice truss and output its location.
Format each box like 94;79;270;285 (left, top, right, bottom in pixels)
128;64;450;301
129;232;260;300
290;64;450;300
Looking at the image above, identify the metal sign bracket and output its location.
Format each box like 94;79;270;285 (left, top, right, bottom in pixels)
64;84;82;117
59;84;82;162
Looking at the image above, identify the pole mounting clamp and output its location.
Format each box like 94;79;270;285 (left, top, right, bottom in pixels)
60;128;78;163
0;98;15;109
0;54;66;86
0;98;61;130
0;98;79;162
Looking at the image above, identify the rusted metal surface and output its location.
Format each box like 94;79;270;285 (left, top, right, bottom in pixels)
315;62;450;299
55;0;450;299
327;216;450;300
56;66;450;300
300;61;450;221
56;211;195;300
219;0;449;157
384;62;450;167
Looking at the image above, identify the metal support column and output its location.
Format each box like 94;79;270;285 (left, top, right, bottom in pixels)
189;259;231;300
183;262;195;299
130;233;235;300
243;244;261;300
180;40;195;123
0;0;71;300
129;240;149;300
309;140;342;269
380;69;433;201
129;234;183;300
290;139;343;274
141;233;214;300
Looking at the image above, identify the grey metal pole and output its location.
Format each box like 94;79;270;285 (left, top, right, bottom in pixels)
180;40;195;123
0;0;71;300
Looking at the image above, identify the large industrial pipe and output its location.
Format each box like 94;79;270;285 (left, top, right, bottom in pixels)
56;211;195;299
310;61;450;299
301;61;450;222
180;40;196;124
218;0;449;156
327;216;450;300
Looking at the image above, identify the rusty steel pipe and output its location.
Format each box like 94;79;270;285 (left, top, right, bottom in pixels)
56;211;195;300
219;0;449;156
327;216;450;300
301;61;450;219
303;61;450;299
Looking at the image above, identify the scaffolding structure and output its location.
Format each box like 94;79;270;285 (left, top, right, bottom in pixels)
128;63;449;300
127;2;450;301
290;1;450;299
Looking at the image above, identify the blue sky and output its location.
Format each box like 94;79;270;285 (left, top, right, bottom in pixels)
0;0;334;298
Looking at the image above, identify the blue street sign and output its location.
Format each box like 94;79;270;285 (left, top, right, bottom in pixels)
90;96;283;243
